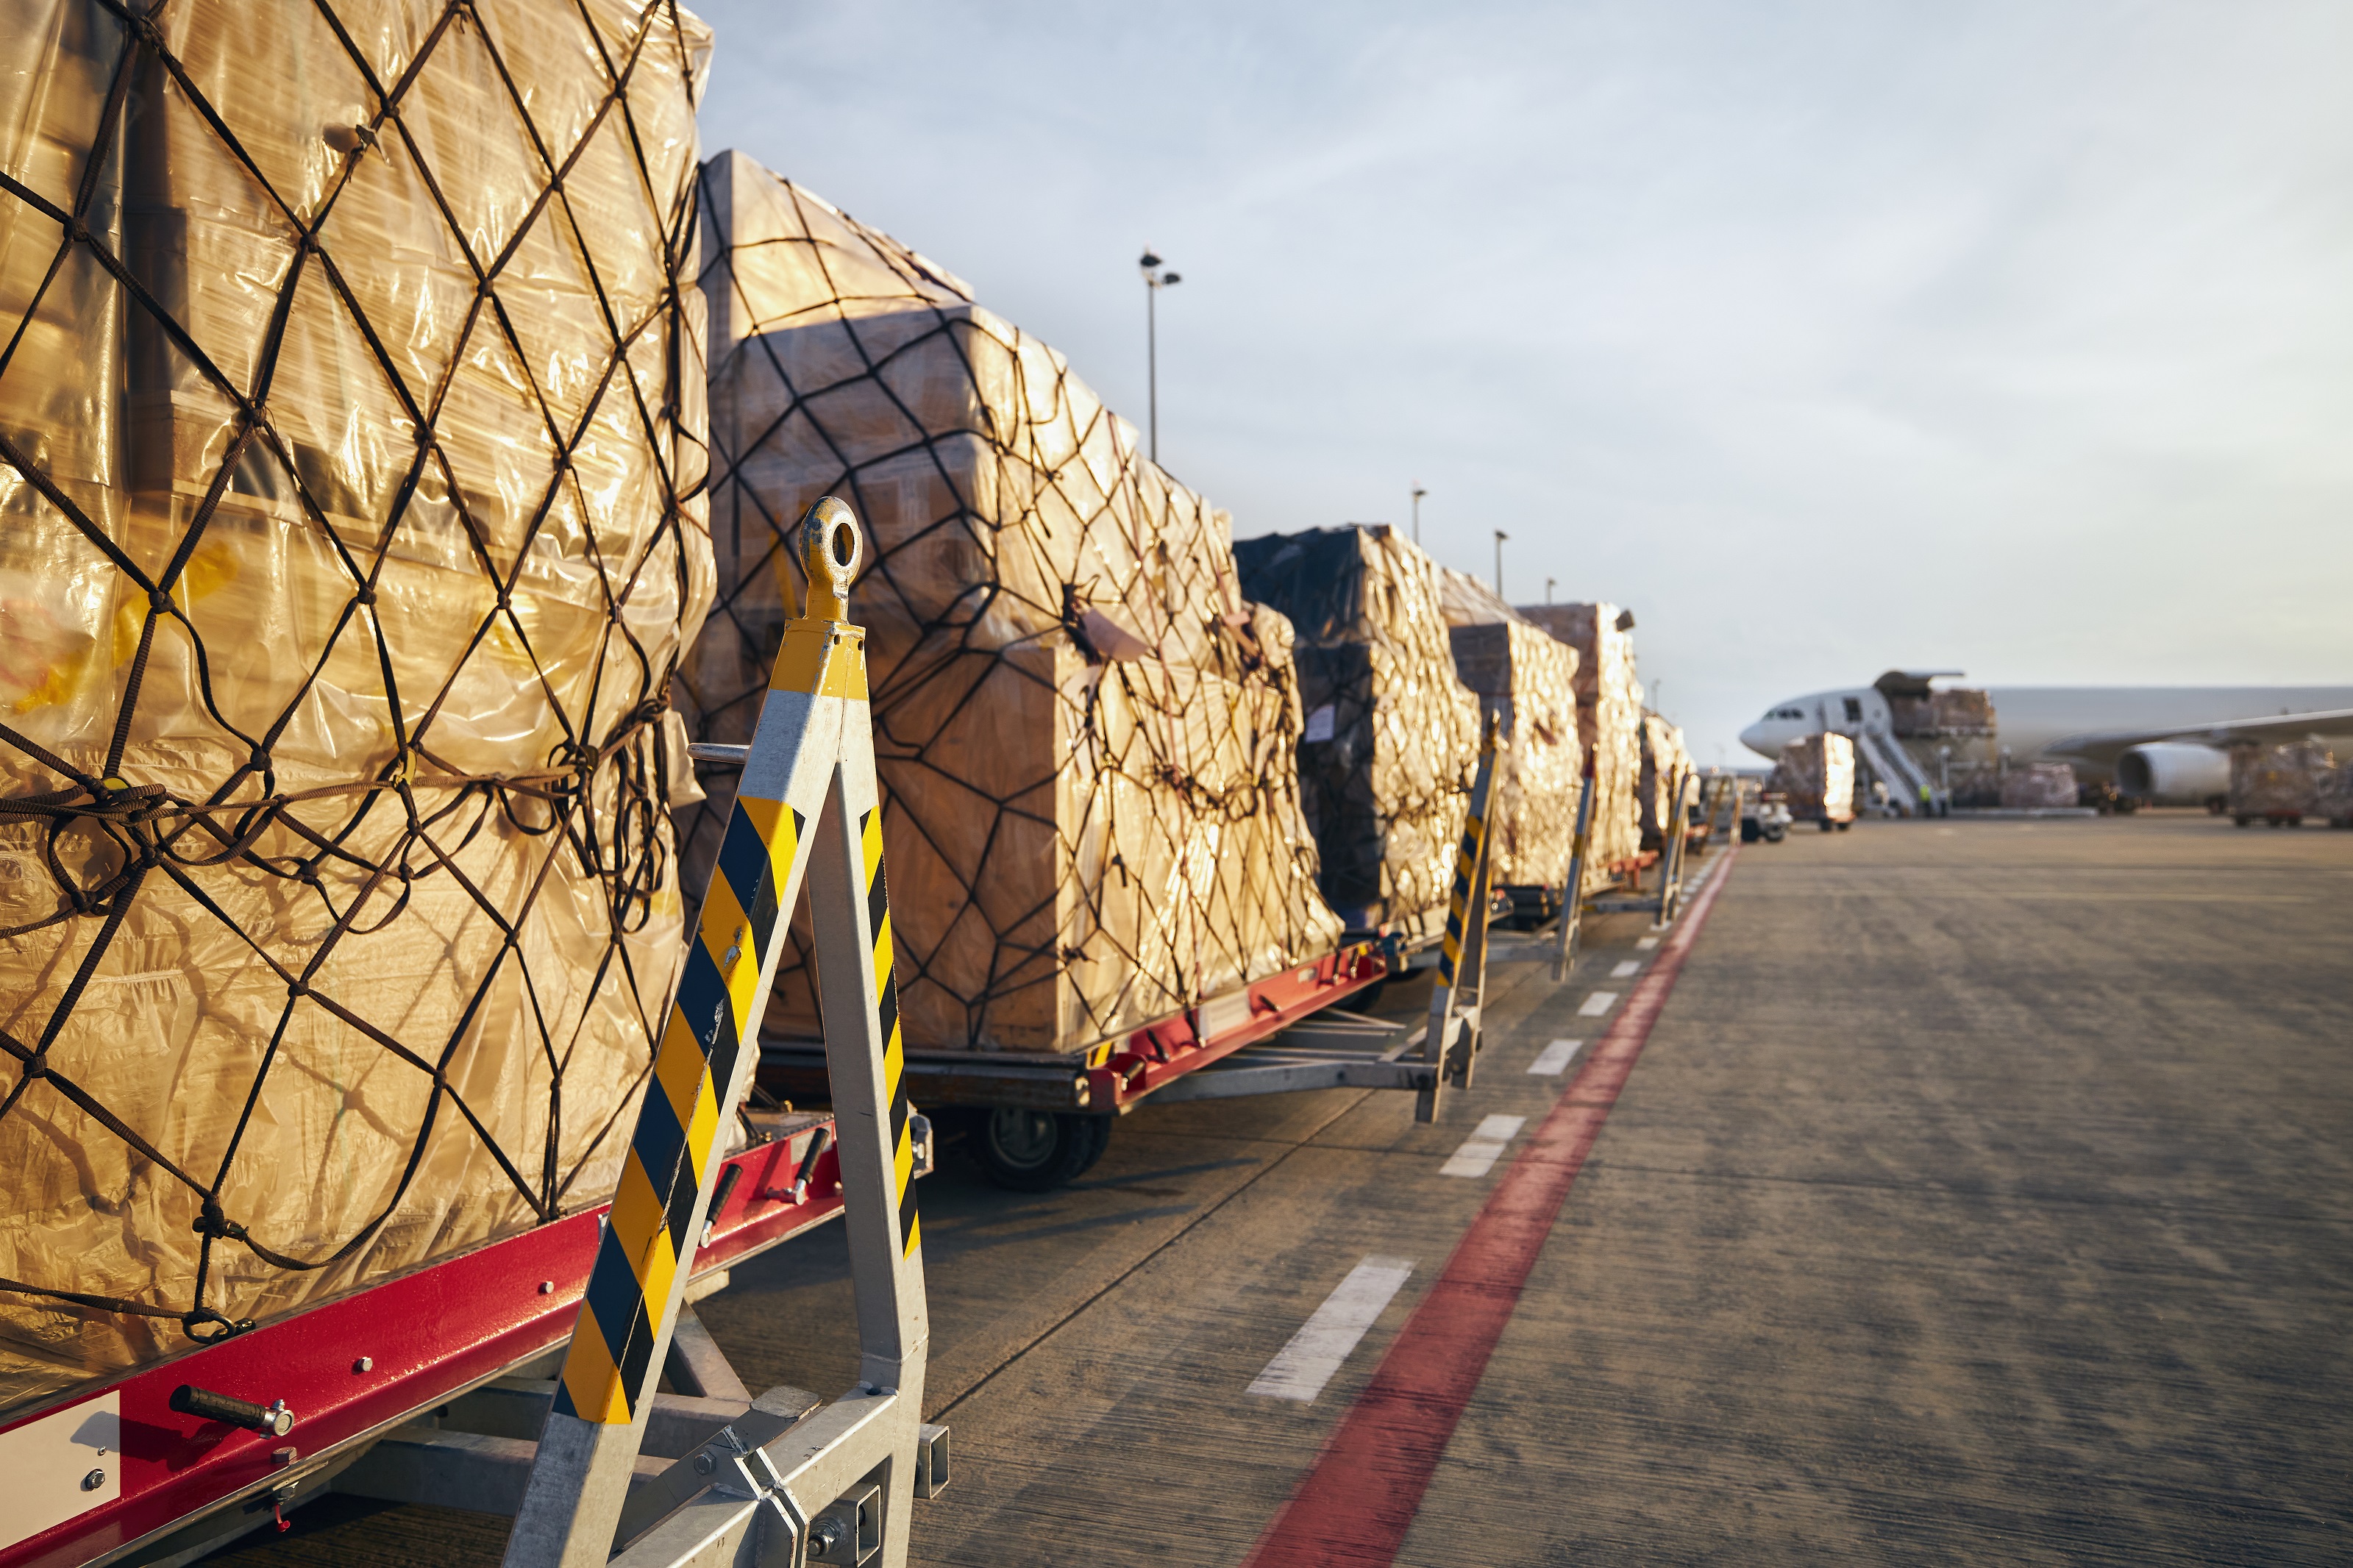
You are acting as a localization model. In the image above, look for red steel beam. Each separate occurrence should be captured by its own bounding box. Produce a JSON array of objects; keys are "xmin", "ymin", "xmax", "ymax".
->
[
  {"xmin": 0, "ymin": 1126, "xmax": 844, "ymax": 1568},
  {"xmin": 1094, "ymin": 943, "xmax": 1389, "ymax": 1109}
]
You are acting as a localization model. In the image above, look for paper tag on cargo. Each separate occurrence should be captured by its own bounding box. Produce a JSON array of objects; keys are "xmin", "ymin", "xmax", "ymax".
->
[{"xmin": 1304, "ymin": 705, "xmax": 1336, "ymax": 744}]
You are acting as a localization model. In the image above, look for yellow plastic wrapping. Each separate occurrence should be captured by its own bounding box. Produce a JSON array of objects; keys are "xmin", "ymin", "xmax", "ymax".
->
[
  {"xmin": 1434, "ymin": 571, "xmax": 1581, "ymax": 891},
  {"xmin": 1232, "ymin": 527, "xmax": 1482, "ymax": 940},
  {"xmin": 682, "ymin": 153, "xmax": 1340, "ymax": 1055},
  {"xmin": 1516, "ymin": 603, "xmax": 1642, "ymax": 886},
  {"xmin": 0, "ymin": 0, "xmax": 713, "ymax": 1417}
]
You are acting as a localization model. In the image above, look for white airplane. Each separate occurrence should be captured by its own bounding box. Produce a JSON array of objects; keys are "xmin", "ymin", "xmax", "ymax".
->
[{"xmin": 1740, "ymin": 672, "xmax": 2353, "ymax": 804}]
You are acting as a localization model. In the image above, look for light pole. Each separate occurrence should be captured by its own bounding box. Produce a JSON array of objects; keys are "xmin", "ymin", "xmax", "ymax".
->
[
  {"xmin": 1139, "ymin": 248, "xmax": 1181, "ymax": 463},
  {"xmin": 1411, "ymin": 484, "xmax": 1426, "ymax": 546},
  {"xmin": 1493, "ymin": 530, "xmax": 1508, "ymax": 595},
  {"xmin": 1545, "ymin": 575, "xmax": 1556, "ymax": 605}
]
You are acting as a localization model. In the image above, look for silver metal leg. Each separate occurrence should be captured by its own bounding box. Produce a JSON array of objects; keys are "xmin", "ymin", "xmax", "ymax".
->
[{"xmin": 1551, "ymin": 771, "xmax": 1596, "ymax": 982}]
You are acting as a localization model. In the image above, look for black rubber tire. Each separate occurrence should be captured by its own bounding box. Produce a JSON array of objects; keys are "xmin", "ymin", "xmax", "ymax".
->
[{"xmin": 977, "ymin": 1109, "xmax": 1111, "ymax": 1191}]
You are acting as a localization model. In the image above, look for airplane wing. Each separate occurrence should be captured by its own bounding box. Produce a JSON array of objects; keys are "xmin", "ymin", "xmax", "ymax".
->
[{"xmin": 2043, "ymin": 707, "xmax": 2353, "ymax": 766}]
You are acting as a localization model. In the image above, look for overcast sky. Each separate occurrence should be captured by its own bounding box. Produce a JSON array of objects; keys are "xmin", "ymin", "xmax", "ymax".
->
[{"xmin": 687, "ymin": 1, "xmax": 2353, "ymax": 763}]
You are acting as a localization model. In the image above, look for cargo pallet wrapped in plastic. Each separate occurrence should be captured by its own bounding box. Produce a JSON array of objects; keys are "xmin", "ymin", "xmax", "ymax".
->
[
  {"xmin": 1231, "ymin": 527, "xmax": 1481, "ymax": 946},
  {"xmin": 1514, "ymin": 602, "xmax": 1643, "ymax": 887},
  {"xmin": 0, "ymin": 1, "xmax": 713, "ymax": 1420},
  {"xmin": 2229, "ymin": 741, "xmax": 2333, "ymax": 824},
  {"xmin": 682, "ymin": 153, "xmax": 1341, "ymax": 1056},
  {"xmin": 1434, "ymin": 569, "xmax": 1581, "ymax": 919},
  {"xmin": 1769, "ymin": 734, "xmax": 1856, "ymax": 824},
  {"xmin": 2316, "ymin": 763, "xmax": 2353, "ymax": 829},
  {"xmin": 2000, "ymin": 762, "xmax": 2079, "ymax": 810},
  {"xmin": 1637, "ymin": 710, "xmax": 1693, "ymax": 851}
]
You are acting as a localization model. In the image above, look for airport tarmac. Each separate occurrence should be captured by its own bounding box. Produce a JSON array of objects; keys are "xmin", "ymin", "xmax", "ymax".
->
[{"xmin": 207, "ymin": 812, "xmax": 2353, "ymax": 1566}]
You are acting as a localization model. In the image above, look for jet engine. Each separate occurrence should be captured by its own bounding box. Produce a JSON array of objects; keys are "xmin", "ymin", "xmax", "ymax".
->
[{"xmin": 2115, "ymin": 742, "xmax": 2230, "ymax": 806}]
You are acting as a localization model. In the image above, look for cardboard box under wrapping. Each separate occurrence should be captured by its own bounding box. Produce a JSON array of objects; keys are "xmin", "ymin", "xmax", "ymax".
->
[
  {"xmin": 1232, "ymin": 527, "xmax": 1481, "ymax": 938},
  {"xmin": 1515, "ymin": 603, "xmax": 1643, "ymax": 887},
  {"xmin": 1769, "ymin": 734, "xmax": 1856, "ymax": 822},
  {"xmin": 0, "ymin": 0, "xmax": 713, "ymax": 1418},
  {"xmin": 683, "ymin": 153, "xmax": 1341, "ymax": 1055},
  {"xmin": 1435, "ymin": 573, "xmax": 1581, "ymax": 891}
]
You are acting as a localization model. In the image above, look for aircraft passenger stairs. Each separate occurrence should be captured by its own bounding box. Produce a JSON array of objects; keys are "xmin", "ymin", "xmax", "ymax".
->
[{"xmin": 1853, "ymin": 723, "xmax": 1942, "ymax": 815}]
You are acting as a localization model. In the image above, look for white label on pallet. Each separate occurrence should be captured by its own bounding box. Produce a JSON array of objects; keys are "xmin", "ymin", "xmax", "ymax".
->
[
  {"xmin": 1440, "ymin": 1114, "xmax": 1527, "ymax": 1178},
  {"xmin": 1578, "ymin": 991, "xmax": 1620, "ymax": 1017},
  {"xmin": 1248, "ymin": 1257, "xmax": 1415, "ymax": 1403},
  {"xmin": 1194, "ymin": 988, "xmax": 1256, "ymax": 1043},
  {"xmin": 0, "ymin": 1391, "xmax": 118, "ymax": 1550},
  {"xmin": 1528, "ymin": 1039, "xmax": 1584, "ymax": 1076},
  {"xmin": 1303, "ymin": 705, "xmax": 1336, "ymax": 744}
]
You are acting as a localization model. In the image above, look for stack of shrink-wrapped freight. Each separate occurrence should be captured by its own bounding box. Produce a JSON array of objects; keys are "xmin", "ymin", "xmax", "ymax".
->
[
  {"xmin": 1999, "ymin": 763, "xmax": 2079, "ymax": 810},
  {"xmin": 1769, "ymin": 735, "xmax": 1857, "ymax": 822},
  {"xmin": 1637, "ymin": 712, "xmax": 1695, "ymax": 850},
  {"xmin": 1516, "ymin": 604, "xmax": 1644, "ymax": 886},
  {"xmin": 682, "ymin": 153, "xmax": 1341, "ymax": 1054},
  {"xmin": 2316, "ymin": 761, "xmax": 2353, "ymax": 827},
  {"xmin": 1434, "ymin": 570, "xmax": 1581, "ymax": 900},
  {"xmin": 1233, "ymin": 529, "xmax": 1481, "ymax": 941},
  {"xmin": 2229, "ymin": 742, "xmax": 2333, "ymax": 820},
  {"xmin": 0, "ymin": 1, "xmax": 713, "ymax": 1416}
]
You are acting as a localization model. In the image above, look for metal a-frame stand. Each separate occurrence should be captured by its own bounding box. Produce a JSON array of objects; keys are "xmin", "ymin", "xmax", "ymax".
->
[
  {"xmin": 501, "ymin": 499, "xmax": 933, "ymax": 1568},
  {"xmin": 1653, "ymin": 771, "xmax": 1701, "ymax": 928},
  {"xmin": 1417, "ymin": 718, "xmax": 1500, "ymax": 1124},
  {"xmin": 1549, "ymin": 760, "xmax": 1598, "ymax": 982}
]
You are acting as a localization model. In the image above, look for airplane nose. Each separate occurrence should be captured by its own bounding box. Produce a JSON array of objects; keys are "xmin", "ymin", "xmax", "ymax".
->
[{"xmin": 1739, "ymin": 723, "xmax": 1775, "ymax": 759}]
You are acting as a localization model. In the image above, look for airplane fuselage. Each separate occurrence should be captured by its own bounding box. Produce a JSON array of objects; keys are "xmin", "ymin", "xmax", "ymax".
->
[{"xmin": 1740, "ymin": 685, "xmax": 2353, "ymax": 780}]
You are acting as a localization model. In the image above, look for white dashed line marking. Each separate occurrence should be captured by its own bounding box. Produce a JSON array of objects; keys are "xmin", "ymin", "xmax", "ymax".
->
[
  {"xmin": 1528, "ymin": 1039, "xmax": 1584, "ymax": 1076},
  {"xmin": 1636, "ymin": 936, "xmax": 1659, "ymax": 950},
  {"xmin": 1248, "ymin": 1256, "xmax": 1416, "ymax": 1402},
  {"xmin": 1610, "ymin": 959, "xmax": 1642, "ymax": 978},
  {"xmin": 1439, "ymin": 1114, "xmax": 1527, "ymax": 1178},
  {"xmin": 1578, "ymin": 991, "xmax": 1620, "ymax": 1017}
]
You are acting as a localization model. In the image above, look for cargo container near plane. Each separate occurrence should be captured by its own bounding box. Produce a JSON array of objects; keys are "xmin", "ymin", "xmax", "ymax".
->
[{"xmin": 1740, "ymin": 673, "xmax": 2353, "ymax": 805}]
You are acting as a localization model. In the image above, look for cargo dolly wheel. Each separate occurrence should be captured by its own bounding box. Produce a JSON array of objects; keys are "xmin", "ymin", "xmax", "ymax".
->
[{"xmin": 979, "ymin": 1109, "xmax": 1111, "ymax": 1191}]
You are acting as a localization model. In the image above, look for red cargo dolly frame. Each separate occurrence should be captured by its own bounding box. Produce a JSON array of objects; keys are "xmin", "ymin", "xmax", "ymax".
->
[
  {"xmin": 0, "ymin": 1116, "xmax": 860, "ymax": 1568},
  {"xmin": 758, "ymin": 942, "xmax": 1393, "ymax": 1190}
]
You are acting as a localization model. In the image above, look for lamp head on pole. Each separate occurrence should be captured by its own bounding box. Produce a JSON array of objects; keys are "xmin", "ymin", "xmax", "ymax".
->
[{"xmin": 1141, "ymin": 249, "xmax": 1178, "ymax": 288}]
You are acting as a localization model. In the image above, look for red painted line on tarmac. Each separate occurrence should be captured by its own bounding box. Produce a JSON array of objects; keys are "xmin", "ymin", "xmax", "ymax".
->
[{"xmin": 1240, "ymin": 851, "xmax": 1741, "ymax": 1568}]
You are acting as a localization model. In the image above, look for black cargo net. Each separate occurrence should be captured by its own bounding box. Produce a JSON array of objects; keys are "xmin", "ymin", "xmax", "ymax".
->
[
  {"xmin": 0, "ymin": 0, "xmax": 710, "ymax": 1409},
  {"xmin": 680, "ymin": 159, "xmax": 1339, "ymax": 1055}
]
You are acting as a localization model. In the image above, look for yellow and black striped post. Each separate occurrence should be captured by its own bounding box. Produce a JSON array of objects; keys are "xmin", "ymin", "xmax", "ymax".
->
[
  {"xmin": 1418, "ymin": 716, "xmax": 1501, "ymax": 1123},
  {"xmin": 505, "ymin": 498, "xmax": 928, "ymax": 1568}
]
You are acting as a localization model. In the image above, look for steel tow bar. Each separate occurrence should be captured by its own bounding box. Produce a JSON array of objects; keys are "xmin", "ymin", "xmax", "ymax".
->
[
  {"xmin": 1417, "ymin": 715, "xmax": 1501, "ymax": 1123},
  {"xmin": 502, "ymin": 498, "xmax": 933, "ymax": 1568},
  {"xmin": 1549, "ymin": 760, "xmax": 1597, "ymax": 982}
]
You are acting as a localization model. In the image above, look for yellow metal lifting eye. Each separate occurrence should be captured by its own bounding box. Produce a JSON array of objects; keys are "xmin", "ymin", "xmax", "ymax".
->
[{"xmin": 799, "ymin": 496, "xmax": 861, "ymax": 621}]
